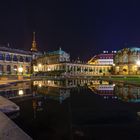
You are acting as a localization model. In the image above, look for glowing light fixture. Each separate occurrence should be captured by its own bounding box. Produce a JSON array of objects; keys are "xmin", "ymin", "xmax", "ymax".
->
[
  {"xmin": 136, "ymin": 60, "xmax": 140, "ymax": 66},
  {"xmin": 18, "ymin": 66, "xmax": 23, "ymax": 73},
  {"xmin": 38, "ymin": 83, "xmax": 42, "ymax": 87},
  {"xmin": 18, "ymin": 89, "xmax": 24, "ymax": 96},
  {"xmin": 38, "ymin": 64, "xmax": 42, "ymax": 67},
  {"xmin": 113, "ymin": 84, "xmax": 115, "ymax": 87}
]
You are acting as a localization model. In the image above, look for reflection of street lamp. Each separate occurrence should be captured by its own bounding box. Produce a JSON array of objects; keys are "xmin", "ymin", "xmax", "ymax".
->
[
  {"xmin": 18, "ymin": 89, "xmax": 24, "ymax": 96},
  {"xmin": 38, "ymin": 83, "xmax": 42, "ymax": 87}
]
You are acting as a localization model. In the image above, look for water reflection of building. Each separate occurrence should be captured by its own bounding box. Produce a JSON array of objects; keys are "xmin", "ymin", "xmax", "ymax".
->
[
  {"xmin": 114, "ymin": 84, "xmax": 140, "ymax": 102},
  {"xmin": 33, "ymin": 81, "xmax": 71, "ymax": 103},
  {"xmin": 33, "ymin": 79, "xmax": 100, "ymax": 88},
  {"xmin": 0, "ymin": 82, "xmax": 31, "ymax": 99},
  {"xmin": 32, "ymin": 98, "xmax": 44, "ymax": 119},
  {"xmin": 88, "ymin": 81, "xmax": 117, "ymax": 99},
  {"xmin": 33, "ymin": 79, "xmax": 103, "ymax": 103}
]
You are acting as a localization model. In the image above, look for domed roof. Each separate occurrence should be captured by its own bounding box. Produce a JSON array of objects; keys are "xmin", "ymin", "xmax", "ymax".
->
[
  {"xmin": 46, "ymin": 48, "xmax": 68, "ymax": 56},
  {"xmin": 129, "ymin": 47, "xmax": 140, "ymax": 52}
]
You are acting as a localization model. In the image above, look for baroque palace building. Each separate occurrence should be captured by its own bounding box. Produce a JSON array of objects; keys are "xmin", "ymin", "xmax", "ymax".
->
[
  {"xmin": 0, "ymin": 32, "xmax": 41, "ymax": 76},
  {"xmin": 0, "ymin": 46, "xmax": 32, "ymax": 75},
  {"xmin": 33, "ymin": 48, "xmax": 113, "ymax": 76},
  {"xmin": 114, "ymin": 47, "xmax": 140, "ymax": 75}
]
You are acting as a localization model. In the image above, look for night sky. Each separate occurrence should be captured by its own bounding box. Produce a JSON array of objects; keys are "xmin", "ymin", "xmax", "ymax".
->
[{"xmin": 0, "ymin": 0, "xmax": 140, "ymax": 60}]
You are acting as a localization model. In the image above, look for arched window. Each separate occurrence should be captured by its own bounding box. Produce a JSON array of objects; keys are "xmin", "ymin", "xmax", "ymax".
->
[
  {"xmin": 25, "ymin": 66, "xmax": 30, "ymax": 74},
  {"xmin": 19, "ymin": 56, "xmax": 23, "ymax": 62},
  {"xmin": 25, "ymin": 57, "xmax": 31, "ymax": 62},
  {"xmin": 7, "ymin": 65, "xmax": 11, "ymax": 74},
  {"xmin": 13, "ymin": 55, "xmax": 18, "ymax": 61},
  {"xmin": 6, "ymin": 54, "xmax": 11, "ymax": 61},
  {"xmin": 0, "ymin": 53, "xmax": 4, "ymax": 60},
  {"xmin": 0, "ymin": 65, "xmax": 3, "ymax": 75},
  {"xmin": 13, "ymin": 65, "xmax": 17, "ymax": 74}
]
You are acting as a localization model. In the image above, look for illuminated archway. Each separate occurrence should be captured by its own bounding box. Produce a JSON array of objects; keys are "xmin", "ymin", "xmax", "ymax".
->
[{"xmin": 122, "ymin": 65, "xmax": 128, "ymax": 75}]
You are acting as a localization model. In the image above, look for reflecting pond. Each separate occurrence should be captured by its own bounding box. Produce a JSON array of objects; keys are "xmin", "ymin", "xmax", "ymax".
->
[{"xmin": 1, "ymin": 79, "xmax": 140, "ymax": 140}]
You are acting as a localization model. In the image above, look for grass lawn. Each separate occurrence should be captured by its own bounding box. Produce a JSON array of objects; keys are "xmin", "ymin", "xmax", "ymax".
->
[{"xmin": 101, "ymin": 76, "xmax": 140, "ymax": 84}]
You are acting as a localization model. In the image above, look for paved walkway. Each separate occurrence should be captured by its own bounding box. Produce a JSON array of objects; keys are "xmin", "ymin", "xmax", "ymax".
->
[
  {"xmin": 0, "ymin": 80, "xmax": 19, "ymax": 84},
  {"xmin": 0, "ymin": 79, "xmax": 31, "ymax": 86},
  {"xmin": 0, "ymin": 79, "xmax": 32, "ymax": 140},
  {"xmin": 0, "ymin": 96, "xmax": 19, "ymax": 113},
  {"xmin": 0, "ymin": 111, "xmax": 32, "ymax": 140}
]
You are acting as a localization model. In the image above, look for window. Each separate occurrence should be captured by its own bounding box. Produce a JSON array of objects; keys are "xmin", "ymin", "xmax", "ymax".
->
[
  {"xmin": 0, "ymin": 65, "xmax": 3, "ymax": 74},
  {"xmin": 13, "ymin": 55, "xmax": 18, "ymax": 61},
  {"xmin": 7, "ymin": 65, "xmax": 11, "ymax": 74},
  {"xmin": 0, "ymin": 53, "xmax": 4, "ymax": 60},
  {"xmin": 19, "ymin": 56, "xmax": 23, "ymax": 62},
  {"xmin": 6, "ymin": 54, "xmax": 11, "ymax": 61}
]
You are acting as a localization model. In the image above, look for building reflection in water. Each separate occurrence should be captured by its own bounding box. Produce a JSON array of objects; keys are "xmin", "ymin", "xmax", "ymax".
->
[
  {"xmin": 32, "ymin": 79, "xmax": 140, "ymax": 103},
  {"xmin": 18, "ymin": 89, "xmax": 24, "ymax": 96},
  {"xmin": 2, "ymin": 79, "xmax": 140, "ymax": 140},
  {"xmin": 114, "ymin": 84, "xmax": 140, "ymax": 102},
  {"xmin": 88, "ymin": 80, "xmax": 117, "ymax": 100},
  {"xmin": 0, "ymin": 79, "xmax": 140, "ymax": 105},
  {"xmin": 32, "ymin": 80, "xmax": 71, "ymax": 104},
  {"xmin": 0, "ymin": 82, "xmax": 31, "ymax": 99}
]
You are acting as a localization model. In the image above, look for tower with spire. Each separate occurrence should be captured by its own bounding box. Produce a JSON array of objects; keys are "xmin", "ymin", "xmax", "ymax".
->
[{"xmin": 31, "ymin": 32, "xmax": 38, "ymax": 52}]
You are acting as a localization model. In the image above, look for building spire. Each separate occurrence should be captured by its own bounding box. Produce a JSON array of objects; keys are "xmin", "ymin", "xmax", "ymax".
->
[{"xmin": 31, "ymin": 32, "xmax": 38, "ymax": 52}]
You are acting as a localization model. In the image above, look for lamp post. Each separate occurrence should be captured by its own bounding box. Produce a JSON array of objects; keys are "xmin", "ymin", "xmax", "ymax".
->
[
  {"xmin": 18, "ymin": 66, "xmax": 23, "ymax": 80},
  {"xmin": 18, "ymin": 67, "xmax": 23, "ymax": 74},
  {"xmin": 136, "ymin": 60, "xmax": 140, "ymax": 66}
]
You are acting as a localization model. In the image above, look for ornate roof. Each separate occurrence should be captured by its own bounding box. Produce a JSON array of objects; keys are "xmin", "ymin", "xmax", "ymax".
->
[
  {"xmin": 117, "ymin": 47, "xmax": 140, "ymax": 54},
  {"xmin": 129, "ymin": 47, "xmax": 140, "ymax": 51},
  {"xmin": 46, "ymin": 48, "xmax": 69, "ymax": 56},
  {"xmin": 0, "ymin": 46, "xmax": 32, "ymax": 55}
]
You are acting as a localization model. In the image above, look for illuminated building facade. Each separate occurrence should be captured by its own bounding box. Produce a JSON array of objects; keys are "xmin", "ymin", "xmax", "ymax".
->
[
  {"xmin": 36, "ymin": 47, "xmax": 70, "ymax": 65},
  {"xmin": 114, "ymin": 47, "xmax": 140, "ymax": 75},
  {"xmin": 0, "ymin": 46, "xmax": 32, "ymax": 75},
  {"xmin": 0, "ymin": 32, "xmax": 41, "ymax": 76},
  {"xmin": 88, "ymin": 51, "xmax": 116, "ymax": 65},
  {"xmin": 33, "ymin": 48, "xmax": 113, "ymax": 76}
]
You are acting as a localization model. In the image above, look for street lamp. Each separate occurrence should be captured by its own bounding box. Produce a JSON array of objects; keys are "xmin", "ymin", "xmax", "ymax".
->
[
  {"xmin": 18, "ymin": 66, "xmax": 23, "ymax": 73},
  {"xmin": 136, "ymin": 60, "xmax": 140, "ymax": 66},
  {"xmin": 18, "ymin": 66, "xmax": 23, "ymax": 80}
]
